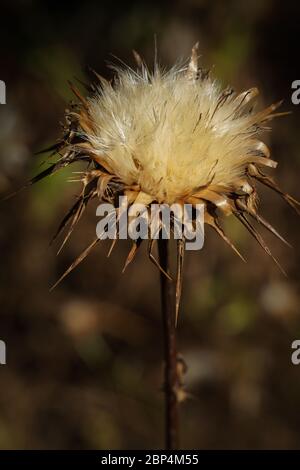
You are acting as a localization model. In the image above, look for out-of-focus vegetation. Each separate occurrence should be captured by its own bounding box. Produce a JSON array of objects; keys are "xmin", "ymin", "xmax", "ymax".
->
[{"xmin": 0, "ymin": 0, "xmax": 300, "ymax": 449}]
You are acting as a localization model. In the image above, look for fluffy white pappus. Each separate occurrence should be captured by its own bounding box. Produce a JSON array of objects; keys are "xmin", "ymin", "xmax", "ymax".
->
[{"xmin": 85, "ymin": 64, "xmax": 266, "ymax": 204}]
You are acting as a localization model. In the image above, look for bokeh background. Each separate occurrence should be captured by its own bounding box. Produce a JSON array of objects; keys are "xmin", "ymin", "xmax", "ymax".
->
[{"xmin": 0, "ymin": 0, "xmax": 300, "ymax": 449}]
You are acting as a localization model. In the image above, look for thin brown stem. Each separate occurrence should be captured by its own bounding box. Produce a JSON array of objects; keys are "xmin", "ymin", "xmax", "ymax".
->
[{"xmin": 158, "ymin": 238, "xmax": 179, "ymax": 450}]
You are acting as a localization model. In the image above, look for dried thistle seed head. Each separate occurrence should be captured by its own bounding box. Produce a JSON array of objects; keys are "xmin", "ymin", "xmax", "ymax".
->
[
  {"xmin": 17, "ymin": 45, "xmax": 299, "ymax": 314},
  {"xmin": 86, "ymin": 67, "xmax": 267, "ymax": 205}
]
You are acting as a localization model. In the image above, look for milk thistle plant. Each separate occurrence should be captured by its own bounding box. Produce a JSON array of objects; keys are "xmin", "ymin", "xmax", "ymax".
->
[{"xmin": 15, "ymin": 44, "xmax": 299, "ymax": 449}]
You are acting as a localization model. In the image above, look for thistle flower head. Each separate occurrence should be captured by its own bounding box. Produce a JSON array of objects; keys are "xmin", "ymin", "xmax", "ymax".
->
[
  {"xmin": 86, "ymin": 63, "xmax": 264, "ymax": 205},
  {"xmin": 18, "ymin": 44, "xmax": 299, "ymax": 318}
]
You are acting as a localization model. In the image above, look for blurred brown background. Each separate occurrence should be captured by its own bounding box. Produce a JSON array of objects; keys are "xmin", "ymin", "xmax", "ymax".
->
[{"xmin": 0, "ymin": 0, "xmax": 300, "ymax": 449}]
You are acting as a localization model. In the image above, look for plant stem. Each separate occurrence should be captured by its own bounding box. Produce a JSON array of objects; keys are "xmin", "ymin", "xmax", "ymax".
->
[{"xmin": 158, "ymin": 238, "xmax": 179, "ymax": 450}]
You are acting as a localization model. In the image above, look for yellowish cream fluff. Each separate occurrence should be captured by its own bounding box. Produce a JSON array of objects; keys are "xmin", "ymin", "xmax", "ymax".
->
[{"xmin": 86, "ymin": 65, "xmax": 264, "ymax": 203}]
